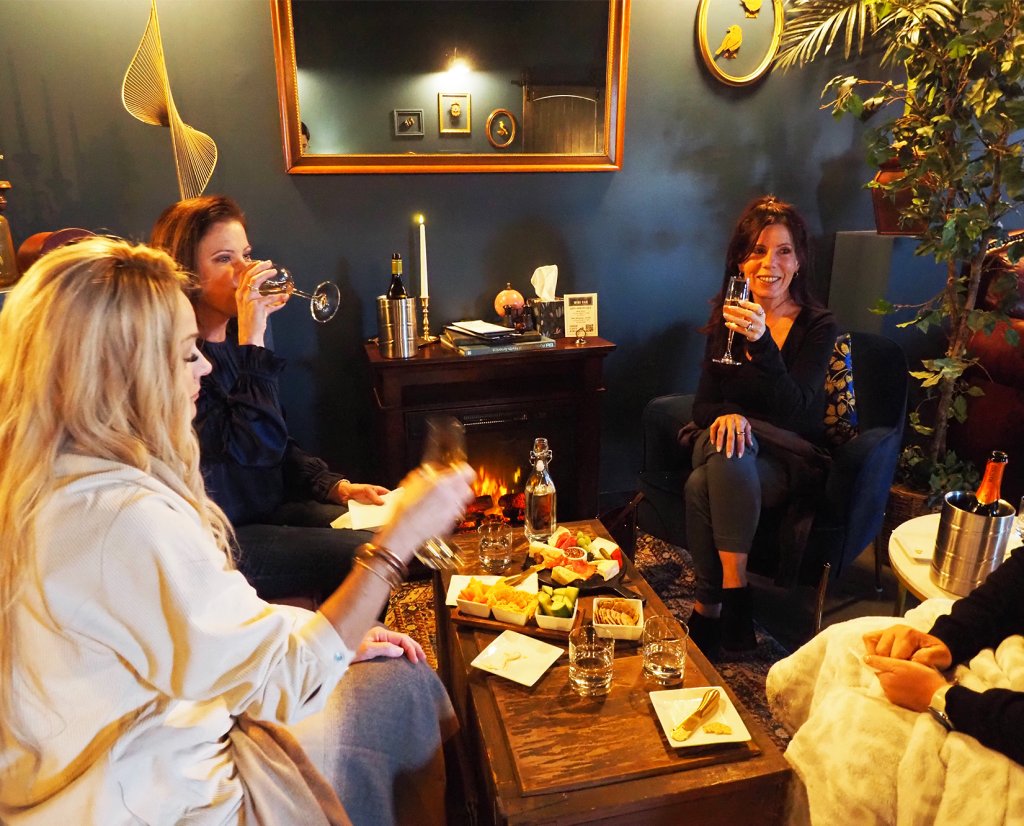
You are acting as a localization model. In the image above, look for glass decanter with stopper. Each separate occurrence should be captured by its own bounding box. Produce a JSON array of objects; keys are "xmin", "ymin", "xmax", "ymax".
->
[{"xmin": 524, "ymin": 437, "xmax": 557, "ymax": 541}]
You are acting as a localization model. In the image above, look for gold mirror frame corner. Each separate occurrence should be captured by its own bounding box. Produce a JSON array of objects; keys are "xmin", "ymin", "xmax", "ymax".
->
[
  {"xmin": 270, "ymin": 0, "xmax": 630, "ymax": 174},
  {"xmin": 696, "ymin": 0, "xmax": 783, "ymax": 88}
]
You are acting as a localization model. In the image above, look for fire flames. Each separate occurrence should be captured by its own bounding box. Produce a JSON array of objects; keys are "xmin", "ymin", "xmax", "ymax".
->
[{"xmin": 458, "ymin": 465, "xmax": 524, "ymax": 530}]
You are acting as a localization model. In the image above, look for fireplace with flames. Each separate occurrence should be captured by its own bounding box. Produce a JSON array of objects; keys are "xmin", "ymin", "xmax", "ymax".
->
[
  {"xmin": 364, "ymin": 337, "xmax": 613, "ymax": 529},
  {"xmin": 406, "ymin": 406, "xmax": 576, "ymax": 532}
]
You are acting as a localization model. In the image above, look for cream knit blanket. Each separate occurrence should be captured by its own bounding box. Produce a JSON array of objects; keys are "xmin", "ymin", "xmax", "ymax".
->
[{"xmin": 766, "ymin": 600, "xmax": 1024, "ymax": 826}]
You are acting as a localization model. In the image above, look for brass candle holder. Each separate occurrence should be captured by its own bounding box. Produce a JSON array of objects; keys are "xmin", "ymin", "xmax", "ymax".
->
[{"xmin": 420, "ymin": 296, "xmax": 438, "ymax": 343}]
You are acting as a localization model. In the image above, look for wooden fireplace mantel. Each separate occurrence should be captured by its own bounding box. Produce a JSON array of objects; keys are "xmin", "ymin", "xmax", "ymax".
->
[{"xmin": 363, "ymin": 336, "xmax": 616, "ymax": 520}]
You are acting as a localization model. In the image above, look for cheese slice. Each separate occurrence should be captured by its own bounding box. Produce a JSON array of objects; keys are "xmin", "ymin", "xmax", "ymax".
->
[
  {"xmin": 589, "ymin": 537, "xmax": 620, "ymax": 558},
  {"xmin": 595, "ymin": 559, "xmax": 620, "ymax": 581}
]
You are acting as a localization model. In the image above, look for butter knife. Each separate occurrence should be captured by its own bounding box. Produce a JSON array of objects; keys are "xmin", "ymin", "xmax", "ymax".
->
[
  {"xmin": 671, "ymin": 688, "xmax": 721, "ymax": 742},
  {"xmin": 500, "ymin": 563, "xmax": 544, "ymax": 588}
]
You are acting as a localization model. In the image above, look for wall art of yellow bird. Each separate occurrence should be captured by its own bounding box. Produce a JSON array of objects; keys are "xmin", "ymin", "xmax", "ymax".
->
[
  {"xmin": 715, "ymin": 25, "xmax": 742, "ymax": 59},
  {"xmin": 741, "ymin": 0, "xmax": 762, "ymax": 17}
]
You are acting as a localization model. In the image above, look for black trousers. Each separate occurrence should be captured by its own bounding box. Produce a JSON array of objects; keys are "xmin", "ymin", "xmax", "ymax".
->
[{"xmin": 233, "ymin": 500, "xmax": 373, "ymax": 603}]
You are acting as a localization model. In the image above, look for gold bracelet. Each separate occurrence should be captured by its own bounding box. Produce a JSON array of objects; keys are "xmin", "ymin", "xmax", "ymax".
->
[
  {"xmin": 353, "ymin": 556, "xmax": 400, "ymax": 589},
  {"xmin": 356, "ymin": 542, "xmax": 409, "ymax": 581},
  {"xmin": 355, "ymin": 543, "xmax": 407, "ymax": 587}
]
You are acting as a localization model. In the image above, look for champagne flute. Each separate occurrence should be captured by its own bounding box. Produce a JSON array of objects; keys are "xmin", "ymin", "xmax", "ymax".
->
[
  {"xmin": 258, "ymin": 263, "xmax": 341, "ymax": 323},
  {"xmin": 415, "ymin": 416, "xmax": 469, "ymax": 571},
  {"xmin": 712, "ymin": 276, "xmax": 750, "ymax": 365}
]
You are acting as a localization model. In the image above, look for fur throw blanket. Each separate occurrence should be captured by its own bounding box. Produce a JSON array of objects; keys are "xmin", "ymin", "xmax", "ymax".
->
[{"xmin": 766, "ymin": 600, "xmax": 1024, "ymax": 826}]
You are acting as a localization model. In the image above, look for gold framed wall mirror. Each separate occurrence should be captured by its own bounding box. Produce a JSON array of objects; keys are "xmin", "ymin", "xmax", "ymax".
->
[{"xmin": 270, "ymin": 0, "xmax": 630, "ymax": 174}]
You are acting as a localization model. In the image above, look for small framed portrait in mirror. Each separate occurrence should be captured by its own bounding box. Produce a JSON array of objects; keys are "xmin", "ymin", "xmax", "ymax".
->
[
  {"xmin": 486, "ymin": 109, "xmax": 517, "ymax": 149},
  {"xmin": 393, "ymin": 109, "xmax": 424, "ymax": 137},
  {"xmin": 439, "ymin": 93, "xmax": 471, "ymax": 134}
]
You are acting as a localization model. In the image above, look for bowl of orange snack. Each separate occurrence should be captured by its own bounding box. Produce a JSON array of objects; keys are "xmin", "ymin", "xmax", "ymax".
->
[{"xmin": 456, "ymin": 577, "xmax": 494, "ymax": 618}]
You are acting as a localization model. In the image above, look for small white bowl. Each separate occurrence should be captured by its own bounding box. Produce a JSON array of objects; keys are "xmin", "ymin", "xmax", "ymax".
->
[
  {"xmin": 491, "ymin": 605, "xmax": 534, "ymax": 626},
  {"xmin": 456, "ymin": 598, "xmax": 491, "ymax": 619},
  {"xmin": 534, "ymin": 599, "xmax": 579, "ymax": 632},
  {"xmin": 592, "ymin": 597, "xmax": 644, "ymax": 640}
]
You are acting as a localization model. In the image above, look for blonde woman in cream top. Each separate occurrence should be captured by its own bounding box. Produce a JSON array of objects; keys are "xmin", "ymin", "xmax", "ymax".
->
[{"xmin": 0, "ymin": 237, "xmax": 473, "ymax": 824}]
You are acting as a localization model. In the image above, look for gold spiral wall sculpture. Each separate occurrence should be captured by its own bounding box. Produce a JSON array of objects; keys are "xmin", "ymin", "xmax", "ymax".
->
[{"xmin": 122, "ymin": 0, "xmax": 217, "ymax": 200}]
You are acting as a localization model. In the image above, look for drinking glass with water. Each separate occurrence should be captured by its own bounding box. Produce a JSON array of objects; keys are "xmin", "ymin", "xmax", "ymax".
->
[{"xmin": 568, "ymin": 624, "xmax": 614, "ymax": 697}]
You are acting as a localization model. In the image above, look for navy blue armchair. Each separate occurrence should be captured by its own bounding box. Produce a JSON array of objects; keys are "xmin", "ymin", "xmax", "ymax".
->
[{"xmin": 637, "ymin": 331, "xmax": 907, "ymax": 635}]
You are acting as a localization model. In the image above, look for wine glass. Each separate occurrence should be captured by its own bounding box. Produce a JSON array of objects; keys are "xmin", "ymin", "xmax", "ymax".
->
[
  {"xmin": 712, "ymin": 276, "xmax": 750, "ymax": 365},
  {"xmin": 415, "ymin": 416, "xmax": 469, "ymax": 571},
  {"xmin": 259, "ymin": 264, "xmax": 341, "ymax": 323}
]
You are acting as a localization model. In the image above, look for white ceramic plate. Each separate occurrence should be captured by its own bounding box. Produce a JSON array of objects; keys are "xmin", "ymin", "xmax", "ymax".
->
[
  {"xmin": 445, "ymin": 574, "xmax": 538, "ymax": 606},
  {"xmin": 650, "ymin": 686, "xmax": 752, "ymax": 748},
  {"xmin": 470, "ymin": 630, "xmax": 564, "ymax": 686}
]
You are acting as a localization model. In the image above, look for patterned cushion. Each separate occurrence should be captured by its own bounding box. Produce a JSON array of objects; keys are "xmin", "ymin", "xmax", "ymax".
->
[{"xmin": 824, "ymin": 333, "xmax": 859, "ymax": 446}]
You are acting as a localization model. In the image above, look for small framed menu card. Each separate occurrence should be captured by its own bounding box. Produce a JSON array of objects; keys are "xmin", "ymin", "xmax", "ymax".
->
[{"xmin": 563, "ymin": 293, "xmax": 598, "ymax": 339}]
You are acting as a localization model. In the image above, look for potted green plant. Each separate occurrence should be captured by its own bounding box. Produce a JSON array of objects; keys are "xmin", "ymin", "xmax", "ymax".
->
[{"xmin": 775, "ymin": 0, "xmax": 1024, "ymax": 510}]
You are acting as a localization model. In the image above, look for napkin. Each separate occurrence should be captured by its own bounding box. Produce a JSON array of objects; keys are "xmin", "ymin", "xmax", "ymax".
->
[
  {"xmin": 530, "ymin": 265, "xmax": 558, "ymax": 301},
  {"xmin": 331, "ymin": 487, "xmax": 404, "ymax": 531}
]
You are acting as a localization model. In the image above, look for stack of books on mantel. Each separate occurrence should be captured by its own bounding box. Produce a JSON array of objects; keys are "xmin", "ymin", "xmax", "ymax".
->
[{"xmin": 440, "ymin": 320, "xmax": 556, "ymax": 357}]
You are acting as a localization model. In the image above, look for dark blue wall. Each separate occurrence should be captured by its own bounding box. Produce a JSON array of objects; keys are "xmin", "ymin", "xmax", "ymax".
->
[{"xmin": 0, "ymin": 0, "xmax": 878, "ymax": 498}]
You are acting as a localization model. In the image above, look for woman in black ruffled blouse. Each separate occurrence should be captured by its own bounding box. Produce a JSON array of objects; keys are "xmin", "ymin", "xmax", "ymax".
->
[{"xmin": 152, "ymin": 195, "xmax": 388, "ymax": 603}]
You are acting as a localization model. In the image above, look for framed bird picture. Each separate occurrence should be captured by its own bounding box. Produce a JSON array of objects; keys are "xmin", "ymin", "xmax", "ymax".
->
[
  {"xmin": 486, "ymin": 109, "xmax": 517, "ymax": 149},
  {"xmin": 696, "ymin": 0, "xmax": 784, "ymax": 87}
]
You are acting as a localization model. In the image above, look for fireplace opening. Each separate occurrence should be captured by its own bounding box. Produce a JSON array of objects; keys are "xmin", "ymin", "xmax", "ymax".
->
[{"xmin": 406, "ymin": 406, "xmax": 577, "ymax": 531}]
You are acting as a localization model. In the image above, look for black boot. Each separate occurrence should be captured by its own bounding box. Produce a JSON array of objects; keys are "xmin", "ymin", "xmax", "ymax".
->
[
  {"xmin": 687, "ymin": 609, "xmax": 722, "ymax": 660},
  {"xmin": 721, "ymin": 586, "xmax": 758, "ymax": 653}
]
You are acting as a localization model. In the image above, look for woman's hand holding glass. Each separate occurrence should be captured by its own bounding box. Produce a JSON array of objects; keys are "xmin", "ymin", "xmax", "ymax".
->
[
  {"xmin": 235, "ymin": 259, "xmax": 288, "ymax": 346},
  {"xmin": 709, "ymin": 413, "xmax": 753, "ymax": 459},
  {"xmin": 723, "ymin": 297, "xmax": 767, "ymax": 343},
  {"xmin": 374, "ymin": 459, "xmax": 476, "ymax": 569}
]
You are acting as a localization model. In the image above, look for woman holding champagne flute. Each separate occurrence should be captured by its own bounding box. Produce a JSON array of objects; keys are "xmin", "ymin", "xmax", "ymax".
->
[
  {"xmin": 684, "ymin": 196, "xmax": 837, "ymax": 658},
  {"xmin": 152, "ymin": 196, "xmax": 390, "ymax": 605}
]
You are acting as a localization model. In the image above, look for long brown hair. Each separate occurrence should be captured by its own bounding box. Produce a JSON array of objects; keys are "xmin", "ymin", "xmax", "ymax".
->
[
  {"xmin": 703, "ymin": 195, "xmax": 819, "ymax": 337},
  {"xmin": 0, "ymin": 237, "xmax": 232, "ymax": 747}
]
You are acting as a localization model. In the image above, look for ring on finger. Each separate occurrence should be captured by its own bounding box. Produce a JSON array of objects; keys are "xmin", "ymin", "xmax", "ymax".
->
[
  {"xmin": 746, "ymin": 321, "xmax": 753, "ymax": 331},
  {"xmin": 250, "ymin": 283, "xmax": 260, "ymax": 294}
]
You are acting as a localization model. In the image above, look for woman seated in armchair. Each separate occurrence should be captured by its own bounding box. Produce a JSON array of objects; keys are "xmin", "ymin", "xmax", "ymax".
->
[
  {"xmin": 768, "ymin": 547, "xmax": 1024, "ymax": 825},
  {"xmin": 0, "ymin": 236, "xmax": 475, "ymax": 824},
  {"xmin": 685, "ymin": 196, "xmax": 837, "ymax": 657},
  {"xmin": 151, "ymin": 195, "xmax": 389, "ymax": 605}
]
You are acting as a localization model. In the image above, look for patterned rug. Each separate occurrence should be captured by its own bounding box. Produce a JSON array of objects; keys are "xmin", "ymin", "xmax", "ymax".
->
[{"xmin": 386, "ymin": 531, "xmax": 793, "ymax": 751}]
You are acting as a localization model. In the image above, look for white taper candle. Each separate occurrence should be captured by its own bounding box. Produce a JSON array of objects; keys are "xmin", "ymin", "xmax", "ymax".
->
[{"xmin": 417, "ymin": 214, "xmax": 429, "ymax": 298}]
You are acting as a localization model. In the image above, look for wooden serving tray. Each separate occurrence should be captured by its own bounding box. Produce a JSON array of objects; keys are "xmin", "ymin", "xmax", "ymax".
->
[{"xmin": 450, "ymin": 607, "xmax": 582, "ymax": 642}]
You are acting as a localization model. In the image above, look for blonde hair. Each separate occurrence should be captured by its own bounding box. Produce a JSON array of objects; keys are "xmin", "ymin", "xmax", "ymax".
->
[{"xmin": 0, "ymin": 236, "xmax": 232, "ymax": 744}]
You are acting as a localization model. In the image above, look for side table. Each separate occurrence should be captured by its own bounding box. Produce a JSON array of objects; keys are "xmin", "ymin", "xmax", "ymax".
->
[{"xmin": 888, "ymin": 513, "xmax": 958, "ymax": 615}]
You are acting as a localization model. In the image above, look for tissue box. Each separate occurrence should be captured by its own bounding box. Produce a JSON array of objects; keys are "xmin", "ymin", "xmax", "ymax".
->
[{"xmin": 529, "ymin": 299, "xmax": 564, "ymax": 338}]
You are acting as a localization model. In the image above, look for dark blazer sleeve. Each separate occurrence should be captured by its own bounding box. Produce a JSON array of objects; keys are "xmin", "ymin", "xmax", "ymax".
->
[
  {"xmin": 747, "ymin": 308, "xmax": 837, "ymax": 424},
  {"xmin": 282, "ymin": 440, "xmax": 346, "ymax": 503},
  {"xmin": 929, "ymin": 550, "xmax": 1024, "ymax": 765},
  {"xmin": 692, "ymin": 336, "xmax": 746, "ymax": 427}
]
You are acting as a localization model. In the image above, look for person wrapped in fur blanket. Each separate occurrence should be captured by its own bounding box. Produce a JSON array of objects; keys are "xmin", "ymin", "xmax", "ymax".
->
[{"xmin": 767, "ymin": 549, "xmax": 1024, "ymax": 825}]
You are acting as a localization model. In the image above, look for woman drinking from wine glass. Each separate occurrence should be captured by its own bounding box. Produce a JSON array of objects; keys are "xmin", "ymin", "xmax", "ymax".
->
[
  {"xmin": 152, "ymin": 195, "xmax": 389, "ymax": 605},
  {"xmin": 684, "ymin": 195, "xmax": 837, "ymax": 658},
  {"xmin": 0, "ymin": 236, "xmax": 475, "ymax": 824}
]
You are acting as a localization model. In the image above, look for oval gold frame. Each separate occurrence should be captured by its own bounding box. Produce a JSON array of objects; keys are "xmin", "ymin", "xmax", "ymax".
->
[
  {"xmin": 486, "ymin": 109, "xmax": 517, "ymax": 149},
  {"xmin": 696, "ymin": 0, "xmax": 783, "ymax": 87}
]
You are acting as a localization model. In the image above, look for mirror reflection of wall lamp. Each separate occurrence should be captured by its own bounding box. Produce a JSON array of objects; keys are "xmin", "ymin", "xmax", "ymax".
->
[{"xmin": 446, "ymin": 47, "xmax": 472, "ymax": 76}]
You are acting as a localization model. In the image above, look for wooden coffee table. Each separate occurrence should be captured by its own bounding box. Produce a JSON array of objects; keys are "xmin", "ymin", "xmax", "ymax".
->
[{"xmin": 434, "ymin": 520, "xmax": 790, "ymax": 825}]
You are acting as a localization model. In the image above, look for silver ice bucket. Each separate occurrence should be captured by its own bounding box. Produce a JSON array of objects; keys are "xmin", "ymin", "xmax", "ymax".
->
[
  {"xmin": 930, "ymin": 490, "xmax": 1014, "ymax": 596},
  {"xmin": 376, "ymin": 296, "xmax": 419, "ymax": 359}
]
